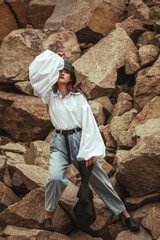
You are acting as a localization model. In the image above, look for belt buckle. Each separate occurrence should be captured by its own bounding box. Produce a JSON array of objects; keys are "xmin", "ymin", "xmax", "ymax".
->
[
  {"xmin": 74, "ymin": 128, "xmax": 77, "ymax": 133},
  {"xmin": 60, "ymin": 129, "xmax": 63, "ymax": 135}
]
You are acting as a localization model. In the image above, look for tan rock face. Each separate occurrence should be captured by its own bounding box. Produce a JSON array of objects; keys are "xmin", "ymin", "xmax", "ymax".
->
[
  {"xmin": 110, "ymin": 109, "xmax": 137, "ymax": 145},
  {"xmin": 125, "ymin": 192, "xmax": 160, "ymax": 210},
  {"xmin": 4, "ymin": 225, "xmax": 70, "ymax": 240},
  {"xmin": 44, "ymin": 0, "xmax": 127, "ymax": 43},
  {"xmin": 0, "ymin": 181, "xmax": 18, "ymax": 212},
  {"xmin": 134, "ymin": 118, "xmax": 160, "ymax": 139},
  {"xmin": 74, "ymin": 28, "xmax": 139, "ymax": 99},
  {"xmin": 0, "ymin": 2, "xmax": 18, "ymax": 43},
  {"xmin": 115, "ymin": 17, "xmax": 146, "ymax": 42},
  {"xmin": 128, "ymin": 0, "xmax": 150, "ymax": 21},
  {"xmin": 116, "ymin": 133, "xmax": 160, "ymax": 196},
  {"xmin": 95, "ymin": 96, "xmax": 113, "ymax": 115},
  {"xmin": 138, "ymin": 44, "xmax": 159, "ymax": 66},
  {"xmin": 137, "ymin": 31, "xmax": 156, "ymax": 47},
  {"xmin": 6, "ymin": 0, "xmax": 28, "ymax": 27},
  {"xmin": 130, "ymin": 96, "xmax": 160, "ymax": 129},
  {"xmin": 24, "ymin": 140, "xmax": 50, "ymax": 170},
  {"xmin": 89, "ymin": 100, "xmax": 106, "ymax": 125},
  {"xmin": 28, "ymin": 0, "xmax": 56, "ymax": 29},
  {"xmin": 0, "ymin": 28, "xmax": 80, "ymax": 83},
  {"xmin": 0, "ymin": 91, "xmax": 52, "ymax": 141},
  {"xmin": 116, "ymin": 228, "xmax": 152, "ymax": 240},
  {"xmin": 11, "ymin": 164, "xmax": 48, "ymax": 191},
  {"xmin": 0, "ymin": 187, "xmax": 73, "ymax": 233}
]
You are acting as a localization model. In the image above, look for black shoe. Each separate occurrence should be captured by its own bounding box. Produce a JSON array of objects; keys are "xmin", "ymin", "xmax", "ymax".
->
[
  {"xmin": 43, "ymin": 218, "xmax": 55, "ymax": 232},
  {"xmin": 125, "ymin": 217, "xmax": 140, "ymax": 232}
]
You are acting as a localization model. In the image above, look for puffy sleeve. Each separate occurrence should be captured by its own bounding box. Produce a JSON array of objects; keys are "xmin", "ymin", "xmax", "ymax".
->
[
  {"xmin": 29, "ymin": 50, "xmax": 64, "ymax": 104},
  {"xmin": 77, "ymin": 95, "xmax": 106, "ymax": 162}
]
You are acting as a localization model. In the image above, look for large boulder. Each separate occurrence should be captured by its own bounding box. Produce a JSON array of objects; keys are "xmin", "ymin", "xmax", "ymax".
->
[
  {"xmin": 130, "ymin": 96, "xmax": 160, "ymax": 129},
  {"xmin": 28, "ymin": 0, "xmax": 57, "ymax": 29},
  {"xmin": 116, "ymin": 228, "xmax": 152, "ymax": 240},
  {"xmin": 127, "ymin": 0, "xmax": 150, "ymax": 21},
  {"xmin": 73, "ymin": 27, "xmax": 140, "ymax": 99},
  {"xmin": 0, "ymin": 28, "xmax": 80, "ymax": 85},
  {"xmin": 0, "ymin": 181, "xmax": 18, "ymax": 213},
  {"xmin": 116, "ymin": 133, "xmax": 160, "ymax": 197},
  {"xmin": 0, "ymin": 187, "xmax": 73, "ymax": 233},
  {"xmin": 134, "ymin": 56, "xmax": 160, "ymax": 109},
  {"xmin": 0, "ymin": 1, "xmax": 18, "ymax": 43},
  {"xmin": 0, "ymin": 91, "xmax": 52, "ymax": 141},
  {"xmin": 4, "ymin": 225, "xmax": 70, "ymax": 240},
  {"xmin": 44, "ymin": 0, "xmax": 127, "ymax": 43},
  {"xmin": 24, "ymin": 140, "xmax": 50, "ymax": 170}
]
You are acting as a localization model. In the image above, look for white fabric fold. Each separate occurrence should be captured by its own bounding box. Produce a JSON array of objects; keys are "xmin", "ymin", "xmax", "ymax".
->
[{"xmin": 29, "ymin": 50, "xmax": 64, "ymax": 103}]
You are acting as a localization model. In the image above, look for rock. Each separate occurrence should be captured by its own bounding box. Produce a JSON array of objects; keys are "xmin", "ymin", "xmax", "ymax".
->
[
  {"xmin": 149, "ymin": 33, "xmax": 160, "ymax": 47},
  {"xmin": 116, "ymin": 133, "xmax": 160, "ymax": 196},
  {"xmin": 125, "ymin": 192, "xmax": 160, "ymax": 210},
  {"xmin": 44, "ymin": 0, "xmax": 127, "ymax": 43},
  {"xmin": 44, "ymin": 129, "xmax": 55, "ymax": 143},
  {"xmin": 132, "ymin": 202, "xmax": 160, "ymax": 239},
  {"xmin": 134, "ymin": 118, "xmax": 160, "ymax": 140},
  {"xmin": 117, "ymin": 92, "xmax": 133, "ymax": 103},
  {"xmin": 125, "ymin": 49, "xmax": 141, "ymax": 74},
  {"xmin": 95, "ymin": 96, "xmax": 113, "ymax": 115},
  {"xmin": 108, "ymin": 100, "xmax": 133, "ymax": 123},
  {"xmin": 0, "ymin": 155, "xmax": 6, "ymax": 182},
  {"xmin": 64, "ymin": 164, "xmax": 80, "ymax": 186},
  {"xmin": 130, "ymin": 96, "xmax": 160, "ymax": 129},
  {"xmin": 138, "ymin": 44, "xmax": 159, "ymax": 66},
  {"xmin": 149, "ymin": 5, "xmax": 160, "ymax": 20},
  {"xmin": 116, "ymin": 228, "xmax": 152, "ymax": 240},
  {"xmin": 102, "ymin": 124, "xmax": 117, "ymax": 148},
  {"xmin": 0, "ymin": 91, "xmax": 52, "ymax": 141},
  {"xmin": 130, "ymin": 96, "xmax": 160, "ymax": 128},
  {"xmin": 89, "ymin": 101, "xmax": 106, "ymax": 125},
  {"xmin": 6, "ymin": 0, "xmax": 28, "ymax": 27},
  {"xmin": 4, "ymin": 225, "xmax": 70, "ymax": 240},
  {"xmin": 73, "ymin": 28, "xmax": 140, "ymax": 99},
  {"xmin": 115, "ymin": 17, "xmax": 146, "ymax": 42},
  {"xmin": 0, "ymin": 1, "xmax": 18, "ymax": 43},
  {"xmin": 0, "ymin": 187, "xmax": 73, "ymax": 233},
  {"xmin": 107, "ymin": 222, "xmax": 124, "ymax": 240},
  {"xmin": 10, "ymin": 164, "xmax": 48, "ymax": 191},
  {"xmin": 110, "ymin": 109, "xmax": 137, "ymax": 145},
  {"xmin": 28, "ymin": 0, "xmax": 56, "ymax": 28},
  {"xmin": 24, "ymin": 140, "xmax": 50, "ymax": 170},
  {"xmin": 0, "ymin": 28, "xmax": 80, "ymax": 83},
  {"xmin": 0, "ymin": 181, "xmax": 18, "ymax": 213},
  {"xmin": 14, "ymin": 82, "xmax": 33, "ymax": 95},
  {"xmin": 118, "ymin": 129, "xmax": 135, "ymax": 148},
  {"xmin": 137, "ymin": 31, "xmax": 156, "ymax": 47},
  {"xmin": 69, "ymin": 230, "xmax": 103, "ymax": 240},
  {"xmin": 5, "ymin": 152, "xmax": 25, "ymax": 165},
  {"xmin": 141, "ymin": 207, "xmax": 160, "ymax": 239},
  {"xmin": 0, "ymin": 143, "xmax": 27, "ymax": 154},
  {"xmin": 99, "ymin": 158, "xmax": 115, "ymax": 177},
  {"xmin": 128, "ymin": 0, "xmax": 150, "ymax": 21}
]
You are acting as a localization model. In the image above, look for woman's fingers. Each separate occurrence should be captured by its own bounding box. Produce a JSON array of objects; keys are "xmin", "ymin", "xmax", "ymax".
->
[
  {"xmin": 57, "ymin": 52, "xmax": 65, "ymax": 58},
  {"xmin": 86, "ymin": 157, "xmax": 94, "ymax": 167}
]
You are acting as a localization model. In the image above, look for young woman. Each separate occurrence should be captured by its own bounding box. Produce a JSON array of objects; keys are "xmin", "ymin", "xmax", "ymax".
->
[{"xmin": 29, "ymin": 50, "xmax": 140, "ymax": 233}]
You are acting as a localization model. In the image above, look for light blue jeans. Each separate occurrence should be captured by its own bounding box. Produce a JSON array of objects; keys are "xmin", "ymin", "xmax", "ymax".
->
[{"xmin": 45, "ymin": 131, "xmax": 126, "ymax": 215}]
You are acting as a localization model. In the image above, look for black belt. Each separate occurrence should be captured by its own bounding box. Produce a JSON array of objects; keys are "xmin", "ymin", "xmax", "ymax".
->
[
  {"xmin": 56, "ymin": 128, "xmax": 81, "ymax": 135},
  {"xmin": 56, "ymin": 128, "xmax": 81, "ymax": 164}
]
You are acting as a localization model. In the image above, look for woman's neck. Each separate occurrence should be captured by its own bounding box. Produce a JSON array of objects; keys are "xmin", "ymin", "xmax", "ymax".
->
[{"xmin": 58, "ymin": 84, "xmax": 69, "ymax": 99}]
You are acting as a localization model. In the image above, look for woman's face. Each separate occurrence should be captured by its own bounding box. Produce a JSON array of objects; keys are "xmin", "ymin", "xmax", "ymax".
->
[{"xmin": 58, "ymin": 69, "xmax": 71, "ymax": 85}]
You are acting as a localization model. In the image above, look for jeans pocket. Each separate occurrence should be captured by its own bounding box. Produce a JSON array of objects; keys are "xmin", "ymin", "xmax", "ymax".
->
[{"xmin": 50, "ymin": 133, "xmax": 58, "ymax": 153}]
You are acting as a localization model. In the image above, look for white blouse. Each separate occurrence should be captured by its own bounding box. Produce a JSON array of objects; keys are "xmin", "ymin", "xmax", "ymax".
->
[{"xmin": 29, "ymin": 50, "xmax": 106, "ymax": 162}]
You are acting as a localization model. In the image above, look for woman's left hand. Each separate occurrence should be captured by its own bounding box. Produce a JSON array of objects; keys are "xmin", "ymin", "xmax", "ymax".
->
[{"xmin": 86, "ymin": 157, "xmax": 94, "ymax": 167}]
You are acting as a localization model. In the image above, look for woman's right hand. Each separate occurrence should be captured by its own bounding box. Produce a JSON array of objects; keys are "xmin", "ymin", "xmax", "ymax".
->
[{"xmin": 57, "ymin": 52, "xmax": 65, "ymax": 59}]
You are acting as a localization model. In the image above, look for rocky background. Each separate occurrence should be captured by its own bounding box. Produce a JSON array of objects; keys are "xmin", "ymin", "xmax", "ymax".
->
[{"xmin": 0, "ymin": 0, "xmax": 160, "ymax": 239}]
